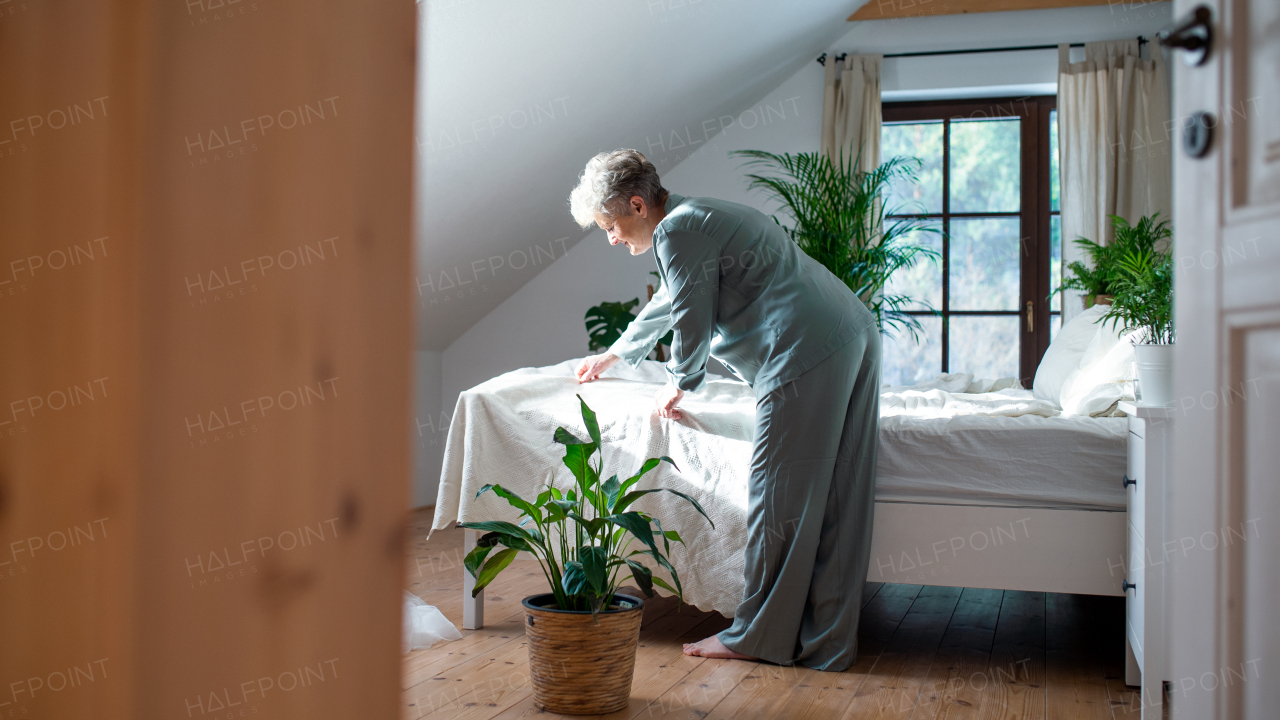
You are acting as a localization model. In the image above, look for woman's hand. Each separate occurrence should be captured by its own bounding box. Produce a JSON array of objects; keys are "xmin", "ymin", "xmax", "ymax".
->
[
  {"xmin": 576, "ymin": 353, "xmax": 620, "ymax": 383},
  {"xmin": 655, "ymin": 383, "xmax": 685, "ymax": 420}
]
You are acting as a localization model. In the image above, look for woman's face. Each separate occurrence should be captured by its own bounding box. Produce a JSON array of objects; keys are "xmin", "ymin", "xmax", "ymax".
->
[{"xmin": 596, "ymin": 196, "xmax": 658, "ymax": 256}]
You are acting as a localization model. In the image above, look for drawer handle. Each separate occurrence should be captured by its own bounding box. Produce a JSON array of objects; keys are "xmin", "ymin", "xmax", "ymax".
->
[
  {"xmin": 1123, "ymin": 475, "xmax": 1137, "ymax": 489},
  {"xmin": 1122, "ymin": 579, "xmax": 1137, "ymax": 593}
]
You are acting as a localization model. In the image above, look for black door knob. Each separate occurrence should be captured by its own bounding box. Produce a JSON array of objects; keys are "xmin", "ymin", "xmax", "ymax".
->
[
  {"xmin": 1183, "ymin": 112, "xmax": 1216, "ymax": 159},
  {"xmin": 1158, "ymin": 5, "xmax": 1212, "ymax": 66},
  {"xmin": 1123, "ymin": 579, "xmax": 1137, "ymax": 593}
]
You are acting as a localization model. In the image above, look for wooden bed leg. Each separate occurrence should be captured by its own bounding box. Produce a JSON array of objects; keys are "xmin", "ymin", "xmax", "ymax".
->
[
  {"xmin": 462, "ymin": 529, "xmax": 484, "ymax": 630},
  {"xmin": 1124, "ymin": 635, "xmax": 1140, "ymax": 687}
]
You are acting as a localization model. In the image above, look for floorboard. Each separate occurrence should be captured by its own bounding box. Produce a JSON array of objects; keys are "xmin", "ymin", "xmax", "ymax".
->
[
  {"xmin": 1046, "ymin": 594, "xmax": 1113, "ymax": 720},
  {"xmin": 402, "ymin": 510, "xmax": 1127, "ymax": 720}
]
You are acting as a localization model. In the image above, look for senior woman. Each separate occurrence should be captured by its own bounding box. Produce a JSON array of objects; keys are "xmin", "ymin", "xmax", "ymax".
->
[{"xmin": 570, "ymin": 149, "xmax": 881, "ymax": 672}]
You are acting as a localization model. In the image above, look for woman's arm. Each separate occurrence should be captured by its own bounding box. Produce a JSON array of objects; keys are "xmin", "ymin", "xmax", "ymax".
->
[
  {"xmin": 658, "ymin": 229, "xmax": 719, "ymax": 394},
  {"xmin": 607, "ymin": 282, "xmax": 675, "ymax": 367}
]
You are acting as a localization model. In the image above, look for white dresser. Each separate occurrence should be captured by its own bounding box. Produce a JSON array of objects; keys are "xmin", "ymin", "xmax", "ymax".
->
[{"xmin": 1118, "ymin": 401, "xmax": 1172, "ymax": 718}]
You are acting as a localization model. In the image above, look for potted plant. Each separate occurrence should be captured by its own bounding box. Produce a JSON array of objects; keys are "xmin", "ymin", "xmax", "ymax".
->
[
  {"xmin": 731, "ymin": 148, "xmax": 940, "ymax": 339},
  {"xmin": 1059, "ymin": 214, "xmax": 1171, "ymax": 309},
  {"xmin": 1096, "ymin": 215, "xmax": 1174, "ymax": 405},
  {"xmin": 462, "ymin": 396, "xmax": 711, "ymax": 715},
  {"xmin": 586, "ymin": 272, "xmax": 673, "ymax": 361}
]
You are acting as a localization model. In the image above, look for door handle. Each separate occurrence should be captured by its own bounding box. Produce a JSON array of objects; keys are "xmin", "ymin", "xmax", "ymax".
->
[
  {"xmin": 1158, "ymin": 5, "xmax": 1212, "ymax": 66},
  {"xmin": 1123, "ymin": 475, "xmax": 1137, "ymax": 489},
  {"xmin": 1123, "ymin": 579, "xmax": 1137, "ymax": 593},
  {"xmin": 1025, "ymin": 301, "xmax": 1034, "ymax": 332}
]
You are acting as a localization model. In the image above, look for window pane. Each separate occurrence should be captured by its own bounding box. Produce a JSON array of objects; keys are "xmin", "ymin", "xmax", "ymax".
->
[
  {"xmin": 1050, "ymin": 214, "xmax": 1062, "ymax": 312},
  {"xmin": 949, "ymin": 118, "xmax": 1021, "ymax": 213},
  {"xmin": 949, "ymin": 315, "xmax": 1020, "ymax": 379},
  {"xmin": 881, "ymin": 316, "xmax": 942, "ymax": 387},
  {"xmin": 882, "ymin": 122, "xmax": 943, "ymax": 214},
  {"xmin": 883, "ymin": 220, "xmax": 942, "ymax": 311},
  {"xmin": 1049, "ymin": 109, "xmax": 1060, "ymax": 213},
  {"xmin": 949, "ymin": 217, "xmax": 1021, "ymax": 311},
  {"xmin": 1050, "ymin": 312, "xmax": 1062, "ymax": 344}
]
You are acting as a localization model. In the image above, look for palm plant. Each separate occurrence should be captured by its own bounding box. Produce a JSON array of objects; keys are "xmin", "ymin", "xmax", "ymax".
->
[
  {"xmin": 1100, "ymin": 235, "xmax": 1174, "ymax": 344},
  {"xmin": 1058, "ymin": 213, "xmax": 1172, "ymax": 303},
  {"xmin": 732, "ymin": 149, "xmax": 940, "ymax": 339},
  {"xmin": 462, "ymin": 396, "xmax": 712, "ymax": 618}
]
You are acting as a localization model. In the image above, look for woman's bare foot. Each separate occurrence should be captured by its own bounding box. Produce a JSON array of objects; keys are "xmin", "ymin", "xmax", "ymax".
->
[{"xmin": 682, "ymin": 635, "xmax": 757, "ymax": 660}]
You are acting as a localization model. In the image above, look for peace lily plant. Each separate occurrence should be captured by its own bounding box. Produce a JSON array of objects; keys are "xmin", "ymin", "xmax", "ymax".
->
[
  {"xmin": 461, "ymin": 395, "xmax": 713, "ymax": 714},
  {"xmin": 461, "ymin": 395, "xmax": 712, "ymax": 617}
]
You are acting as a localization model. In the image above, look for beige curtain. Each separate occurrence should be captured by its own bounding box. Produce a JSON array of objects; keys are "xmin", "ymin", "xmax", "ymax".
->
[
  {"xmin": 821, "ymin": 54, "xmax": 882, "ymax": 173},
  {"xmin": 1057, "ymin": 40, "xmax": 1171, "ymax": 322}
]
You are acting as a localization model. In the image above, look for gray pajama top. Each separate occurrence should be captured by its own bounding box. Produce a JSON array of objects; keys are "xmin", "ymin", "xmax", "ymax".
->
[{"xmin": 608, "ymin": 193, "xmax": 875, "ymax": 397}]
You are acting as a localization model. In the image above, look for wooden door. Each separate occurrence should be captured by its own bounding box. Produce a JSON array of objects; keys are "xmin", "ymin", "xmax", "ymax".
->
[
  {"xmin": 1167, "ymin": 0, "xmax": 1280, "ymax": 717},
  {"xmin": 0, "ymin": 2, "xmax": 415, "ymax": 719}
]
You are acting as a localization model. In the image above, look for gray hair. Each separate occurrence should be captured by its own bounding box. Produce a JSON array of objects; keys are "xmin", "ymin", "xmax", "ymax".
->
[{"xmin": 568, "ymin": 149, "xmax": 668, "ymax": 228}]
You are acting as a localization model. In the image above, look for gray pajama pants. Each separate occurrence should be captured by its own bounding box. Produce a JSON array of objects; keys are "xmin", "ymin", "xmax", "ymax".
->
[{"xmin": 718, "ymin": 329, "xmax": 881, "ymax": 672}]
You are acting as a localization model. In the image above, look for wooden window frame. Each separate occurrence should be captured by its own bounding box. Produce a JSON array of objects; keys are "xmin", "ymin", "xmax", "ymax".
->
[{"xmin": 883, "ymin": 95, "xmax": 1057, "ymax": 386}]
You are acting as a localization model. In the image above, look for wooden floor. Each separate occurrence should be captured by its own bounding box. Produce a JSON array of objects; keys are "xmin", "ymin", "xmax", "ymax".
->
[{"xmin": 403, "ymin": 510, "xmax": 1142, "ymax": 719}]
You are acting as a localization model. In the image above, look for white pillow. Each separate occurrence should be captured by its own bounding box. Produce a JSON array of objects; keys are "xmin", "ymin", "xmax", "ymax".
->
[
  {"xmin": 1032, "ymin": 304, "xmax": 1109, "ymax": 405},
  {"xmin": 1060, "ymin": 329, "xmax": 1138, "ymax": 415}
]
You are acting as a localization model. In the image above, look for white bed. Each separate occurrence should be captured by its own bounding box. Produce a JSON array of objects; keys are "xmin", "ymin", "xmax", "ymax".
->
[{"xmin": 431, "ymin": 356, "xmax": 1131, "ymax": 629}]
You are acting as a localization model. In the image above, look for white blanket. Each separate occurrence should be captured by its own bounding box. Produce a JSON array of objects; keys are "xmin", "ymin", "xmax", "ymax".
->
[{"xmin": 431, "ymin": 358, "xmax": 1119, "ymax": 616}]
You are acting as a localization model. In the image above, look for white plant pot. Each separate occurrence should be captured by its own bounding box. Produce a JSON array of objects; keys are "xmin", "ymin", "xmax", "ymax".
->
[{"xmin": 1134, "ymin": 343, "xmax": 1174, "ymax": 406}]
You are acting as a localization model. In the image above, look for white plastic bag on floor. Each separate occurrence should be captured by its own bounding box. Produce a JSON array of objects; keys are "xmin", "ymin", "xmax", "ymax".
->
[{"xmin": 403, "ymin": 591, "xmax": 463, "ymax": 653}]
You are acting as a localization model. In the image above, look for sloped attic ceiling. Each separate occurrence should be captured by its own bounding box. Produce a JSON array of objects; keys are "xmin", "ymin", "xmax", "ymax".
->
[{"xmin": 415, "ymin": 0, "xmax": 867, "ymax": 350}]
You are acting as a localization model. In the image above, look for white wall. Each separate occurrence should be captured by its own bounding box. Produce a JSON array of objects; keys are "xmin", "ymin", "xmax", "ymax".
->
[
  {"xmin": 847, "ymin": 3, "xmax": 1172, "ymax": 101},
  {"xmin": 418, "ymin": 3, "xmax": 1175, "ymax": 501}
]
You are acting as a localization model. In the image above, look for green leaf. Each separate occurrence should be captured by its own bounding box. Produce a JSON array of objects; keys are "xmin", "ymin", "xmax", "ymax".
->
[
  {"xmin": 577, "ymin": 395, "xmax": 602, "ymax": 449},
  {"xmin": 652, "ymin": 517, "xmax": 671, "ymax": 555},
  {"xmin": 554, "ymin": 427, "xmax": 586, "ymax": 445},
  {"xmin": 584, "ymin": 299, "xmax": 639, "ymax": 352},
  {"xmin": 568, "ymin": 513, "xmax": 606, "ymax": 537},
  {"xmin": 485, "ymin": 485, "xmax": 539, "ymax": 522},
  {"xmin": 562, "ymin": 561, "xmax": 587, "ymax": 596},
  {"xmin": 543, "ymin": 502, "xmax": 568, "ymax": 523},
  {"xmin": 625, "ymin": 559, "xmax": 655, "ymax": 598},
  {"xmin": 650, "ymin": 575, "xmax": 678, "ymax": 595},
  {"xmin": 581, "ymin": 546, "xmax": 608, "ymax": 595},
  {"xmin": 472, "ymin": 548, "xmax": 518, "ymax": 596},
  {"xmin": 613, "ymin": 488, "xmax": 714, "ymax": 529},
  {"xmin": 651, "ymin": 551, "xmax": 684, "ymax": 597},
  {"xmin": 661, "ymin": 489, "xmax": 714, "ymax": 529},
  {"xmin": 459, "ymin": 520, "xmax": 542, "ymax": 544},
  {"xmin": 620, "ymin": 456, "xmax": 679, "ymax": 494},
  {"xmin": 493, "ymin": 533, "xmax": 532, "ymax": 553},
  {"xmin": 620, "ymin": 458, "xmax": 659, "ymax": 494},
  {"xmin": 562, "ymin": 443, "xmax": 597, "ymax": 492},
  {"xmin": 606, "ymin": 512, "xmax": 658, "ymax": 553},
  {"xmin": 602, "ymin": 475, "xmax": 621, "ymax": 512},
  {"xmin": 463, "ymin": 543, "xmax": 494, "ymax": 579}
]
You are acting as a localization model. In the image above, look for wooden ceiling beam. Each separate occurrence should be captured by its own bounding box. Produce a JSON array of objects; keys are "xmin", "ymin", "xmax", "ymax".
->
[{"xmin": 848, "ymin": 0, "xmax": 1116, "ymax": 22}]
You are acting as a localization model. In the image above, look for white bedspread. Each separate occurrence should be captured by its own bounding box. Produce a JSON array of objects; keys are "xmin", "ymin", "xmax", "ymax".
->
[{"xmin": 431, "ymin": 358, "xmax": 1127, "ymax": 616}]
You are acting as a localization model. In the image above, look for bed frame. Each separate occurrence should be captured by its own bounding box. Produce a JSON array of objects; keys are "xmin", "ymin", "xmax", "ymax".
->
[{"xmin": 460, "ymin": 501, "xmax": 1126, "ymax": 629}]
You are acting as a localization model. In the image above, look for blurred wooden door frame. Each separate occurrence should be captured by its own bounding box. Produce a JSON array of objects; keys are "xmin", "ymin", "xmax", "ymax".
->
[{"xmin": 0, "ymin": 2, "xmax": 416, "ymax": 719}]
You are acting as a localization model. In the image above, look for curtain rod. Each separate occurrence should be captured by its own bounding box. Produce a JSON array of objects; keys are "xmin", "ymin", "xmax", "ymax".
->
[{"xmin": 816, "ymin": 36, "xmax": 1147, "ymax": 64}]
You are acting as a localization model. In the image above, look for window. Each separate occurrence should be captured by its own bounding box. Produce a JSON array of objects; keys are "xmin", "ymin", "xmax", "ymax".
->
[{"xmin": 880, "ymin": 97, "xmax": 1059, "ymax": 387}]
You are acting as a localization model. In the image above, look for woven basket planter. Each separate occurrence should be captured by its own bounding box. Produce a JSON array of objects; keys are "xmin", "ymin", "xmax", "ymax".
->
[{"xmin": 522, "ymin": 593, "xmax": 644, "ymax": 715}]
